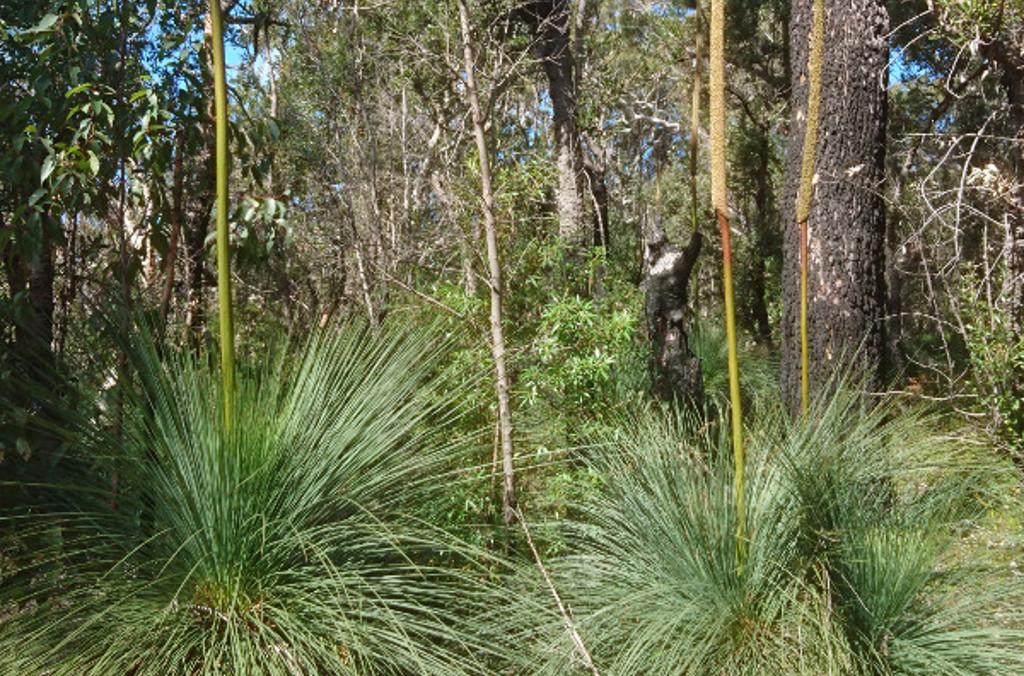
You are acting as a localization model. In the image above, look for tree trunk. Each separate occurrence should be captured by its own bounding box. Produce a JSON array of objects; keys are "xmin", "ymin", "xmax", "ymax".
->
[
  {"xmin": 585, "ymin": 157, "xmax": 609, "ymax": 250},
  {"xmin": 184, "ymin": 10, "xmax": 217, "ymax": 342},
  {"xmin": 528, "ymin": 0, "xmax": 589, "ymax": 255},
  {"xmin": 458, "ymin": 0, "xmax": 518, "ymax": 526},
  {"xmin": 980, "ymin": 41, "xmax": 1024, "ymax": 342},
  {"xmin": 27, "ymin": 242, "xmax": 55, "ymax": 369},
  {"xmin": 780, "ymin": 0, "xmax": 888, "ymax": 412},
  {"xmin": 747, "ymin": 135, "xmax": 774, "ymax": 345},
  {"xmin": 644, "ymin": 225, "xmax": 704, "ymax": 409}
]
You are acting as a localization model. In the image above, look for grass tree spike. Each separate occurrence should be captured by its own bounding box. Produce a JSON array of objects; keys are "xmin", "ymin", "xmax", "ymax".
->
[
  {"xmin": 796, "ymin": 0, "xmax": 825, "ymax": 416},
  {"xmin": 708, "ymin": 0, "xmax": 746, "ymax": 569},
  {"xmin": 209, "ymin": 0, "xmax": 235, "ymax": 431}
]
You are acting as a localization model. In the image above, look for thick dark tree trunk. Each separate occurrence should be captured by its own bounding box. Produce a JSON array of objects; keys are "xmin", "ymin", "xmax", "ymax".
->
[
  {"xmin": 781, "ymin": 0, "xmax": 888, "ymax": 412},
  {"xmin": 747, "ymin": 136, "xmax": 774, "ymax": 345},
  {"xmin": 645, "ymin": 225, "xmax": 704, "ymax": 409},
  {"xmin": 26, "ymin": 241, "xmax": 55, "ymax": 365},
  {"xmin": 980, "ymin": 42, "xmax": 1024, "ymax": 342},
  {"xmin": 527, "ymin": 1, "xmax": 588, "ymax": 255},
  {"xmin": 2, "ymin": 224, "xmax": 57, "ymax": 482}
]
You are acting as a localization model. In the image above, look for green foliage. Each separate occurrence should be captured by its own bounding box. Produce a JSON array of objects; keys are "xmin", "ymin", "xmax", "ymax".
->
[
  {"xmin": 520, "ymin": 284, "xmax": 645, "ymax": 436},
  {"xmin": 498, "ymin": 390, "xmax": 1024, "ymax": 674},
  {"xmin": 690, "ymin": 319, "xmax": 778, "ymax": 416},
  {"xmin": 961, "ymin": 274, "xmax": 1024, "ymax": 453},
  {"xmin": 933, "ymin": 0, "xmax": 1019, "ymax": 38},
  {"xmin": 0, "ymin": 326, "xmax": 505, "ymax": 674}
]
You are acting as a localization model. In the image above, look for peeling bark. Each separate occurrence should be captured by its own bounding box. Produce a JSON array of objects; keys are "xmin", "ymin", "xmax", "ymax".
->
[{"xmin": 644, "ymin": 225, "xmax": 704, "ymax": 409}]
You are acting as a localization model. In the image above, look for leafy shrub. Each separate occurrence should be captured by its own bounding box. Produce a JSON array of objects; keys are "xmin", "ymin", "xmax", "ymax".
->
[
  {"xmin": 520, "ymin": 288, "xmax": 646, "ymax": 438},
  {"xmin": 961, "ymin": 277, "xmax": 1024, "ymax": 453}
]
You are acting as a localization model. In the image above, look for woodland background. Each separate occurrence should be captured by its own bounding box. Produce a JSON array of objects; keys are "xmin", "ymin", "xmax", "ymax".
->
[{"xmin": 2, "ymin": 0, "xmax": 1024, "ymax": 673}]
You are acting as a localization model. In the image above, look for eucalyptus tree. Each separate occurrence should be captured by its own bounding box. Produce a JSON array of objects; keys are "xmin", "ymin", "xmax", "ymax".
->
[
  {"xmin": 521, "ymin": 0, "xmax": 591, "ymax": 258},
  {"xmin": 457, "ymin": 0, "xmax": 518, "ymax": 526}
]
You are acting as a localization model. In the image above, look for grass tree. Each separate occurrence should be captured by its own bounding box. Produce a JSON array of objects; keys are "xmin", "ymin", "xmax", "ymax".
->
[
  {"xmin": 708, "ymin": 0, "xmax": 746, "ymax": 566},
  {"xmin": 497, "ymin": 391, "xmax": 1024, "ymax": 674},
  {"xmin": 0, "ymin": 7, "xmax": 510, "ymax": 671},
  {"xmin": 0, "ymin": 328, "xmax": 508, "ymax": 673}
]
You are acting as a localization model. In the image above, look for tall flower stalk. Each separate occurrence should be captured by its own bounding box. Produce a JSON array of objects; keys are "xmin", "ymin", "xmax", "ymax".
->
[
  {"xmin": 209, "ymin": 0, "xmax": 235, "ymax": 430},
  {"xmin": 796, "ymin": 0, "xmax": 825, "ymax": 415},
  {"xmin": 708, "ymin": 0, "xmax": 745, "ymax": 567}
]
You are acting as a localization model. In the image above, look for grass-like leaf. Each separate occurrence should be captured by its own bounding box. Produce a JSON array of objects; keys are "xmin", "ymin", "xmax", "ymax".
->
[
  {"xmin": 500, "ymin": 390, "xmax": 1024, "ymax": 674},
  {"xmin": 0, "ymin": 325, "xmax": 502, "ymax": 674}
]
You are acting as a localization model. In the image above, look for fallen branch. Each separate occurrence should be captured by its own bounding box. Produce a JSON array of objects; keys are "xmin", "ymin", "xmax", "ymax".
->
[{"xmin": 516, "ymin": 508, "xmax": 600, "ymax": 676}]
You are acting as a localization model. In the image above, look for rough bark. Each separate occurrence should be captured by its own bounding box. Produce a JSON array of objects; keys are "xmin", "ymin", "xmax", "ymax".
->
[
  {"xmin": 12, "ymin": 238, "xmax": 56, "ymax": 376},
  {"xmin": 458, "ymin": 0, "xmax": 518, "ymax": 526},
  {"xmin": 644, "ymin": 225, "xmax": 704, "ymax": 409},
  {"xmin": 747, "ymin": 135, "xmax": 774, "ymax": 345},
  {"xmin": 526, "ymin": 0, "xmax": 589, "ymax": 254},
  {"xmin": 780, "ymin": 0, "xmax": 888, "ymax": 412}
]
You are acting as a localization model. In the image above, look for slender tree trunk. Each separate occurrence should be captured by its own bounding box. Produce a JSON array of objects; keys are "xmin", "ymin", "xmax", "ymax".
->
[
  {"xmin": 781, "ymin": 0, "xmax": 888, "ymax": 412},
  {"xmin": 55, "ymin": 213, "xmax": 79, "ymax": 361},
  {"xmin": 529, "ymin": 0, "xmax": 589, "ymax": 256},
  {"xmin": 458, "ymin": 0, "xmax": 517, "ymax": 526},
  {"xmin": 160, "ymin": 131, "xmax": 186, "ymax": 325},
  {"xmin": 584, "ymin": 155, "xmax": 609, "ymax": 251},
  {"xmin": 689, "ymin": 5, "xmax": 704, "ymax": 311}
]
